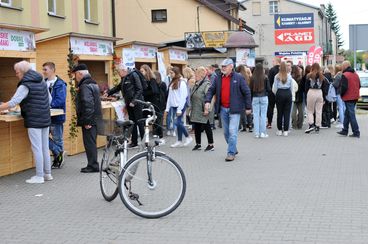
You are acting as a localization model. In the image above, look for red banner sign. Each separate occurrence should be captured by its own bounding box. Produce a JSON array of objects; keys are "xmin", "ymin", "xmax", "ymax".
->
[{"xmin": 275, "ymin": 28, "xmax": 314, "ymax": 45}]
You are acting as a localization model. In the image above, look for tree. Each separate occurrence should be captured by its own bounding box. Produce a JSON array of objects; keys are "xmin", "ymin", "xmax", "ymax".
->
[{"xmin": 325, "ymin": 3, "xmax": 344, "ymax": 48}]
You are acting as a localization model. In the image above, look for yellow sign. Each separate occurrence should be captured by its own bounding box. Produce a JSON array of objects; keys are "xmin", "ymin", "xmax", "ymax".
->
[
  {"xmin": 202, "ymin": 31, "xmax": 229, "ymax": 48},
  {"xmin": 276, "ymin": 16, "xmax": 281, "ymax": 28}
]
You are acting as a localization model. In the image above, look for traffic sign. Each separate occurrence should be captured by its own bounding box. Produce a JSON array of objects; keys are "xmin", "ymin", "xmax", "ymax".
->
[{"xmin": 275, "ymin": 28, "xmax": 314, "ymax": 45}]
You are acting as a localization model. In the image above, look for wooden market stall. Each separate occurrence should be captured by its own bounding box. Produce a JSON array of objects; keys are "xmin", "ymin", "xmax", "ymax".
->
[
  {"xmin": 158, "ymin": 46, "xmax": 191, "ymax": 71},
  {"xmin": 114, "ymin": 41, "xmax": 163, "ymax": 70},
  {"xmin": 0, "ymin": 24, "xmax": 48, "ymax": 176},
  {"xmin": 36, "ymin": 33, "xmax": 121, "ymax": 156}
]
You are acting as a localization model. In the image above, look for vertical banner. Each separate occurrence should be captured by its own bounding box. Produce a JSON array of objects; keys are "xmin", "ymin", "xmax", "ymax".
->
[
  {"xmin": 122, "ymin": 48, "xmax": 135, "ymax": 70},
  {"xmin": 156, "ymin": 52, "xmax": 166, "ymax": 81},
  {"xmin": 307, "ymin": 46, "xmax": 323, "ymax": 65}
]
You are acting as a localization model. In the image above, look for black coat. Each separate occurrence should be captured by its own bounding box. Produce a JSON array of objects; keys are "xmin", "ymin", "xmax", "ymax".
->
[
  {"xmin": 108, "ymin": 71, "xmax": 143, "ymax": 105},
  {"xmin": 76, "ymin": 75, "xmax": 102, "ymax": 126}
]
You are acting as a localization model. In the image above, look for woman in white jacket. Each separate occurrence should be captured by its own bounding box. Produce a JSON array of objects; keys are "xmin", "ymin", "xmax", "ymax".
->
[{"xmin": 165, "ymin": 67, "xmax": 193, "ymax": 147}]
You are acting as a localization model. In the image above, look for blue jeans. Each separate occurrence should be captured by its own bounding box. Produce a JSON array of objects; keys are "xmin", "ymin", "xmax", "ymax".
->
[
  {"xmin": 166, "ymin": 107, "xmax": 177, "ymax": 131},
  {"xmin": 49, "ymin": 123, "xmax": 64, "ymax": 156},
  {"xmin": 336, "ymin": 95, "xmax": 345, "ymax": 123},
  {"xmin": 172, "ymin": 107, "xmax": 189, "ymax": 141},
  {"xmin": 343, "ymin": 101, "xmax": 360, "ymax": 136},
  {"xmin": 252, "ymin": 96, "xmax": 268, "ymax": 136},
  {"xmin": 220, "ymin": 107, "xmax": 240, "ymax": 156}
]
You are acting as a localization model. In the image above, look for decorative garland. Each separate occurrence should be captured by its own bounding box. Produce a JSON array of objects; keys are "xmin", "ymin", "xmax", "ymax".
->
[{"xmin": 67, "ymin": 48, "xmax": 79, "ymax": 139}]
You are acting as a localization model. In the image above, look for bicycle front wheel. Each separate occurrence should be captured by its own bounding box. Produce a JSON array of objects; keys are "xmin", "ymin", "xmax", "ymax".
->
[
  {"xmin": 118, "ymin": 152, "xmax": 186, "ymax": 218},
  {"xmin": 100, "ymin": 138, "xmax": 120, "ymax": 202}
]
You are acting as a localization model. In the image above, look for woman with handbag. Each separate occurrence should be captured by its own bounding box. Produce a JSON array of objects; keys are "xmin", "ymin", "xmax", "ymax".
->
[{"xmin": 189, "ymin": 67, "xmax": 214, "ymax": 151}]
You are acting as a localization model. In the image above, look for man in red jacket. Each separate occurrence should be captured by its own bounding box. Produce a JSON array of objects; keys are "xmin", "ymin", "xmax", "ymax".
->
[{"xmin": 337, "ymin": 61, "xmax": 361, "ymax": 138}]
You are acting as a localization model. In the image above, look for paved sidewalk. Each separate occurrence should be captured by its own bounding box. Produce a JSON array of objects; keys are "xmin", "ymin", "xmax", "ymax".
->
[{"xmin": 1, "ymin": 113, "xmax": 368, "ymax": 244}]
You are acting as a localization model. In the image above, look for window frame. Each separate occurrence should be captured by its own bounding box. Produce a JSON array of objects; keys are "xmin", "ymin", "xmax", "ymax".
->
[
  {"xmin": 48, "ymin": 0, "xmax": 56, "ymax": 14},
  {"xmin": 0, "ymin": 0, "xmax": 12, "ymax": 7},
  {"xmin": 269, "ymin": 1, "xmax": 279, "ymax": 15},
  {"xmin": 151, "ymin": 9, "xmax": 167, "ymax": 23},
  {"xmin": 84, "ymin": 0, "xmax": 91, "ymax": 21}
]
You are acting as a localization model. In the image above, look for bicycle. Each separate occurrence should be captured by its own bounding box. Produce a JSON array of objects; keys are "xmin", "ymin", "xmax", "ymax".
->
[{"xmin": 99, "ymin": 100, "xmax": 186, "ymax": 218}]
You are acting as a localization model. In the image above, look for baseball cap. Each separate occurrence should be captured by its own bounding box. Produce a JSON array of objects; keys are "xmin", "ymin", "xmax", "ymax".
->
[
  {"xmin": 221, "ymin": 58, "xmax": 234, "ymax": 66},
  {"xmin": 71, "ymin": 63, "xmax": 88, "ymax": 73}
]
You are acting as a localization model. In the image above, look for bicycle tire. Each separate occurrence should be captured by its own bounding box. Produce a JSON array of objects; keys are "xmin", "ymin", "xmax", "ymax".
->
[
  {"xmin": 118, "ymin": 151, "xmax": 186, "ymax": 218},
  {"xmin": 100, "ymin": 138, "xmax": 120, "ymax": 202}
]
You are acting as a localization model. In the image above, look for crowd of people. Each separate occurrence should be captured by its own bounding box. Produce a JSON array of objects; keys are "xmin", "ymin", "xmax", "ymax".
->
[{"xmin": 0, "ymin": 57, "xmax": 362, "ymax": 183}]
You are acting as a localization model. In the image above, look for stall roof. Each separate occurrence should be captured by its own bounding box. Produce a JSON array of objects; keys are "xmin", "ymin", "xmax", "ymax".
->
[
  {"xmin": 36, "ymin": 32, "xmax": 123, "ymax": 43},
  {"xmin": 115, "ymin": 41, "xmax": 164, "ymax": 48},
  {"xmin": 0, "ymin": 23, "xmax": 48, "ymax": 34},
  {"xmin": 159, "ymin": 46, "xmax": 193, "ymax": 52}
]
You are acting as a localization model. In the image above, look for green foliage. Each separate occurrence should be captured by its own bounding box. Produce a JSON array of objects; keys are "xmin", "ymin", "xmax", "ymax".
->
[
  {"xmin": 326, "ymin": 3, "xmax": 344, "ymax": 48},
  {"xmin": 67, "ymin": 48, "xmax": 79, "ymax": 139}
]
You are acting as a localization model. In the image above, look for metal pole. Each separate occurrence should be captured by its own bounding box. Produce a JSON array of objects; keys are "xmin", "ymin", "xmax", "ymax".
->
[{"xmin": 353, "ymin": 25, "xmax": 357, "ymax": 70}]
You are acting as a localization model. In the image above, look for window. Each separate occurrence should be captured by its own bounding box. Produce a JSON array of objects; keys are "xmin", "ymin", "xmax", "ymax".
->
[
  {"xmin": 151, "ymin": 9, "xmax": 167, "ymax": 23},
  {"xmin": 0, "ymin": 0, "xmax": 12, "ymax": 7},
  {"xmin": 84, "ymin": 0, "xmax": 98, "ymax": 23},
  {"xmin": 252, "ymin": 2, "xmax": 261, "ymax": 16},
  {"xmin": 269, "ymin": 1, "xmax": 278, "ymax": 14},
  {"xmin": 48, "ymin": 0, "xmax": 56, "ymax": 14}
]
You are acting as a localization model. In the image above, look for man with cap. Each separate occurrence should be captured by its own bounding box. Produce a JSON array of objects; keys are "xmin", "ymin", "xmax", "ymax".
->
[
  {"xmin": 204, "ymin": 58, "xmax": 252, "ymax": 161},
  {"xmin": 72, "ymin": 63, "xmax": 102, "ymax": 173}
]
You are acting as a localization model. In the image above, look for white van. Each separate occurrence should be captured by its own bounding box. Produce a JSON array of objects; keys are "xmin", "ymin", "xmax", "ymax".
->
[{"xmin": 357, "ymin": 71, "xmax": 368, "ymax": 108}]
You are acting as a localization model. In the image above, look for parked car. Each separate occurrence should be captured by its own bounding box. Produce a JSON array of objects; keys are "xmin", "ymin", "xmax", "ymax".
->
[{"xmin": 357, "ymin": 71, "xmax": 368, "ymax": 108}]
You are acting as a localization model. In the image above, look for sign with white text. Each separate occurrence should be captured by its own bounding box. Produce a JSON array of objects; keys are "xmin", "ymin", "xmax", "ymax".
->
[
  {"xmin": 274, "ymin": 13, "xmax": 314, "ymax": 29},
  {"xmin": 132, "ymin": 45, "xmax": 157, "ymax": 59},
  {"xmin": 70, "ymin": 37, "xmax": 113, "ymax": 56},
  {"xmin": 169, "ymin": 49, "xmax": 188, "ymax": 61},
  {"xmin": 0, "ymin": 28, "xmax": 35, "ymax": 51},
  {"xmin": 275, "ymin": 28, "xmax": 314, "ymax": 45}
]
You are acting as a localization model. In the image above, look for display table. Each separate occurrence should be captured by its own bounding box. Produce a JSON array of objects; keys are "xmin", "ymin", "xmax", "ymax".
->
[{"xmin": 0, "ymin": 109, "xmax": 65, "ymax": 177}]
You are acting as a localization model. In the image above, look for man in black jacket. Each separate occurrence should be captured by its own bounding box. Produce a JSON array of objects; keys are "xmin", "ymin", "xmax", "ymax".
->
[
  {"xmin": 73, "ymin": 64, "xmax": 102, "ymax": 173},
  {"xmin": 107, "ymin": 65, "xmax": 145, "ymax": 148},
  {"xmin": 267, "ymin": 57, "xmax": 281, "ymax": 128}
]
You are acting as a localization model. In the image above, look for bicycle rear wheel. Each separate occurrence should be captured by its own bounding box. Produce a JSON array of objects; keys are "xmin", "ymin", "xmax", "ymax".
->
[
  {"xmin": 118, "ymin": 152, "xmax": 186, "ymax": 218},
  {"xmin": 100, "ymin": 138, "xmax": 120, "ymax": 201}
]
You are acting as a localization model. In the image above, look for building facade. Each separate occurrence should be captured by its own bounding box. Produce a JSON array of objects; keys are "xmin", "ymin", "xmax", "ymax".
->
[
  {"xmin": 0, "ymin": 0, "xmax": 113, "ymax": 39},
  {"xmin": 240, "ymin": 0, "xmax": 337, "ymax": 67}
]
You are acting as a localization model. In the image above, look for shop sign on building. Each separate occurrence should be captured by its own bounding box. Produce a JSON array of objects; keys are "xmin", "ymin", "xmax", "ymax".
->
[
  {"xmin": 70, "ymin": 37, "xmax": 113, "ymax": 56},
  {"xmin": 275, "ymin": 28, "xmax": 314, "ymax": 45},
  {"xmin": 122, "ymin": 48, "xmax": 136, "ymax": 69},
  {"xmin": 132, "ymin": 45, "xmax": 157, "ymax": 59},
  {"xmin": 185, "ymin": 31, "xmax": 229, "ymax": 49},
  {"xmin": 274, "ymin": 13, "xmax": 314, "ymax": 29},
  {"xmin": 0, "ymin": 28, "xmax": 35, "ymax": 51}
]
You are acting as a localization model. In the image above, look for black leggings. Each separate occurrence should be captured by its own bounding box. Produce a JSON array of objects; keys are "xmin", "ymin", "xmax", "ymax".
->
[
  {"xmin": 192, "ymin": 121, "xmax": 213, "ymax": 145},
  {"xmin": 275, "ymin": 89, "xmax": 292, "ymax": 131}
]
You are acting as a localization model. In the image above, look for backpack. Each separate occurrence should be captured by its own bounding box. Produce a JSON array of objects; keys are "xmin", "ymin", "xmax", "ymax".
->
[{"xmin": 326, "ymin": 82, "xmax": 337, "ymax": 102}]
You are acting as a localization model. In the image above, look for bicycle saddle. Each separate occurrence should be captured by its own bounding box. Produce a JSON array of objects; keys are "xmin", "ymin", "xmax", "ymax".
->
[{"xmin": 116, "ymin": 120, "xmax": 134, "ymax": 128}]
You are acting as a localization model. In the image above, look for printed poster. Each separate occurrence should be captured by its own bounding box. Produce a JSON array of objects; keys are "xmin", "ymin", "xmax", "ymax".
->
[
  {"xmin": 0, "ymin": 28, "xmax": 35, "ymax": 51},
  {"xmin": 122, "ymin": 48, "xmax": 135, "ymax": 69},
  {"xmin": 70, "ymin": 37, "xmax": 113, "ymax": 56},
  {"xmin": 236, "ymin": 48, "xmax": 256, "ymax": 67}
]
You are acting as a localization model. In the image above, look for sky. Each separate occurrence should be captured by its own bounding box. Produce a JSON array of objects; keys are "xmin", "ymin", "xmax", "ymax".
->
[{"xmin": 290, "ymin": 0, "xmax": 368, "ymax": 50}]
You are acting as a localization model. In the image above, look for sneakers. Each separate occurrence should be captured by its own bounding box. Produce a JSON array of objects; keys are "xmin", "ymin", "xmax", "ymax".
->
[
  {"xmin": 44, "ymin": 174, "xmax": 54, "ymax": 181},
  {"xmin": 267, "ymin": 123, "xmax": 272, "ymax": 129},
  {"xmin": 283, "ymin": 131, "xmax": 289, "ymax": 137},
  {"xmin": 349, "ymin": 134, "xmax": 360, "ymax": 138},
  {"xmin": 305, "ymin": 124, "xmax": 315, "ymax": 134},
  {"xmin": 127, "ymin": 143, "xmax": 139, "ymax": 149},
  {"xmin": 192, "ymin": 144, "xmax": 202, "ymax": 151},
  {"xmin": 166, "ymin": 130, "xmax": 171, "ymax": 136},
  {"xmin": 225, "ymin": 155, "xmax": 235, "ymax": 162},
  {"xmin": 52, "ymin": 151, "xmax": 65, "ymax": 169},
  {"xmin": 183, "ymin": 136, "xmax": 193, "ymax": 146},
  {"xmin": 26, "ymin": 176, "xmax": 44, "ymax": 184},
  {"xmin": 153, "ymin": 134, "xmax": 159, "ymax": 138},
  {"xmin": 335, "ymin": 123, "xmax": 343, "ymax": 129},
  {"xmin": 315, "ymin": 126, "xmax": 320, "ymax": 134},
  {"xmin": 254, "ymin": 134, "xmax": 260, "ymax": 138},
  {"xmin": 172, "ymin": 131, "xmax": 176, "ymax": 137},
  {"xmin": 276, "ymin": 130, "xmax": 282, "ymax": 136},
  {"xmin": 170, "ymin": 141, "xmax": 183, "ymax": 148},
  {"xmin": 260, "ymin": 133, "xmax": 269, "ymax": 138},
  {"xmin": 204, "ymin": 145, "xmax": 214, "ymax": 152},
  {"xmin": 158, "ymin": 138, "xmax": 166, "ymax": 145}
]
